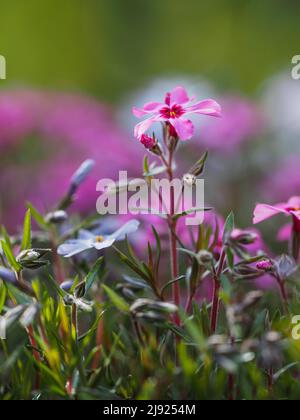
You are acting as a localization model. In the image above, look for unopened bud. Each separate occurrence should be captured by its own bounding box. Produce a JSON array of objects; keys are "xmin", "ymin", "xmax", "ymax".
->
[
  {"xmin": 230, "ymin": 229, "xmax": 258, "ymax": 245},
  {"xmin": 74, "ymin": 281, "xmax": 86, "ymax": 299},
  {"xmin": 197, "ymin": 250, "xmax": 213, "ymax": 264},
  {"xmin": 16, "ymin": 248, "xmax": 51, "ymax": 270},
  {"xmin": 265, "ymin": 331, "xmax": 281, "ymax": 344},
  {"xmin": 60, "ymin": 280, "xmax": 74, "ymax": 293},
  {"xmin": 69, "ymin": 159, "xmax": 95, "ymax": 195},
  {"xmin": 139, "ymin": 134, "xmax": 157, "ymax": 150},
  {"xmin": 139, "ymin": 134, "xmax": 162, "ymax": 156},
  {"xmin": 256, "ymin": 260, "xmax": 274, "ymax": 272},
  {"xmin": 45, "ymin": 210, "xmax": 68, "ymax": 224},
  {"xmin": 183, "ymin": 173, "xmax": 196, "ymax": 187}
]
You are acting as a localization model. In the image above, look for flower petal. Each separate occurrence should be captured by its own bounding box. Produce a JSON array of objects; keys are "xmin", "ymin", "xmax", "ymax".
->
[
  {"xmin": 109, "ymin": 220, "xmax": 140, "ymax": 241},
  {"xmin": 93, "ymin": 238, "xmax": 116, "ymax": 250},
  {"xmin": 143, "ymin": 102, "xmax": 164, "ymax": 112},
  {"xmin": 134, "ymin": 116, "xmax": 163, "ymax": 139},
  {"xmin": 78, "ymin": 229, "xmax": 96, "ymax": 240},
  {"xmin": 132, "ymin": 102, "xmax": 163, "ymax": 118},
  {"xmin": 170, "ymin": 118, "xmax": 194, "ymax": 140},
  {"xmin": 134, "ymin": 117, "xmax": 155, "ymax": 138},
  {"xmin": 132, "ymin": 107, "xmax": 149, "ymax": 118},
  {"xmin": 170, "ymin": 86, "xmax": 190, "ymax": 105},
  {"xmin": 288, "ymin": 196, "xmax": 300, "ymax": 209},
  {"xmin": 185, "ymin": 99, "xmax": 222, "ymax": 117},
  {"xmin": 253, "ymin": 204, "xmax": 289, "ymax": 224},
  {"xmin": 57, "ymin": 240, "xmax": 92, "ymax": 258}
]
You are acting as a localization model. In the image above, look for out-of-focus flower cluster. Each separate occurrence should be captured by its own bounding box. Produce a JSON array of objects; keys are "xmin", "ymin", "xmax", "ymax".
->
[{"xmin": 0, "ymin": 90, "xmax": 143, "ymax": 229}]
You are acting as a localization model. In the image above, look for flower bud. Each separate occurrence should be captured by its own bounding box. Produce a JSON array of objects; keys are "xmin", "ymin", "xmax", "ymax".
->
[
  {"xmin": 139, "ymin": 134, "xmax": 157, "ymax": 150},
  {"xmin": 16, "ymin": 248, "xmax": 51, "ymax": 270},
  {"xmin": 256, "ymin": 260, "xmax": 274, "ymax": 272},
  {"xmin": 60, "ymin": 280, "xmax": 74, "ymax": 293},
  {"xmin": 74, "ymin": 281, "xmax": 86, "ymax": 299},
  {"xmin": 167, "ymin": 122, "xmax": 178, "ymax": 139},
  {"xmin": 230, "ymin": 229, "xmax": 258, "ymax": 245},
  {"xmin": 45, "ymin": 210, "xmax": 68, "ymax": 224},
  {"xmin": 17, "ymin": 250, "xmax": 40, "ymax": 262},
  {"xmin": 70, "ymin": 159, "xmax": 95, "ymax": 189},
  {"xmin": 183, "ymin": 173, "xmax": 196, "ymax": 187},
  {"xmin": 197, "ymin": 250, "xmax": 213, "ymax": 264}
]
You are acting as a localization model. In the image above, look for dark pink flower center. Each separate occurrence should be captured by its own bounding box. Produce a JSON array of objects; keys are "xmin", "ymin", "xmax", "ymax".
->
[{"xmin": 159, "ymin": 105, "xmax": 185, "ymax": 119}]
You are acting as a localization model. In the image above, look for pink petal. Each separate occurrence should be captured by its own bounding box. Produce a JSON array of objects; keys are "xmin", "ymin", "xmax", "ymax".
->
[
  {"xmin": 288, "ymin": 196, "xmax": 300, "ymax": 209},
  {"xmin": 277, "ymin": 224, "xmax": 292, "ymax": 241},
  {"xmin": 132, "ymin": 102, "xmax": 163, "ymax": 118},
  {"xmin": 185, "ymin": 99, "xmax": 222, "ymax": 117},
  {"xmin": 132, "ymin": 107, "xmax": 149, "ymax": 118},
  {"xmin": 134, "ymin": 115, "xmax": 163, "ymax": 138},
  {"xmin": 170, "ymin": 86, "xmax": 190, "ymax": 105},
  {"xmin": 170, "ymin": 118, "xmax": 194, "ymax": 140},
  {"xmin": 253, "ymin": 204, "xmax": 289, "ymax": 224},
  {"xmin": 143, "ymin": 102, "xmax": 164, "ymax": 112},
  {"xmin": 134, "ymin": 117, "xmax": 155, "ymax": 139}
]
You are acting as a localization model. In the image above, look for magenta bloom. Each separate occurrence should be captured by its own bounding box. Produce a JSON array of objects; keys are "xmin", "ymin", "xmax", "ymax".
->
[
  {"xmin": 253, "ymin": 196, "xmax": 300, "ymax": 233},
  {"xmin": 139, "ymin": 134, "xmax": 157, "ymax": 150},
  {"xmin": 132, "ymin": 86, "xmax": 221, "ymax": 141}
]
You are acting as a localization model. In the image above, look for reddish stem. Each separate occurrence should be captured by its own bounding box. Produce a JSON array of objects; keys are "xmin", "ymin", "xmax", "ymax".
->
[
  {"xmin": 169, "ymin": 219, "xmax": 181, "ymax": 326},
  {"xmin": 51, "ymin": 230, "xmax": 65, "ymax": 284},
  {"xmin": 278, "ymin": 279, "xmax": 289, "ymax": 315},
  {"xmin": 27, "ymin": 325, "xmax": 41, "ymax": 390},
  {"xmin": 167, "ymin": 147, "xmax": 180, "ymax": 326}
]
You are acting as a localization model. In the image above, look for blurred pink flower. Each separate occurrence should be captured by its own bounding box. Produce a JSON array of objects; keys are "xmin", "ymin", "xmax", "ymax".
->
[
  {"xmin": 253, "ymin": 196, "xmax": 300, "ymax": 233},
  {"xmin": 0, "ymin": 91, "xmax": 41, "ymax": 150},
  {"xmin": 0, "ymin": 90, "xmax": 143, "ymax": 230},
  {"xmin": 199, "ymin": 97, "xmax": 263, "ymax": 154},
  {"xmin": 261, "ymin": 157, "xmax": 300, "ymax": 203},
  {"xmin": 132, "ymin": 86, "xmax": 221, "ymax": 141},
  {"xmin": 277, "ymin": 224, "xmax": 292, "ymax": 242}
]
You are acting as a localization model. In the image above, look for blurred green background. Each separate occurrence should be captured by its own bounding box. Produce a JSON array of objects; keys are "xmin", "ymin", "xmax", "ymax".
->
[{"xmin": 0, "ymin": 0, "xmax": 299, "ymax": 100}]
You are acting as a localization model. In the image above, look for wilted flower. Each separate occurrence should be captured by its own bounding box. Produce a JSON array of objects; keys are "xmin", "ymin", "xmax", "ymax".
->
[
  {"xmin": 58, "ymin": 220, "xmax": 140, "ymax": 258},
  {"xmin": 133, "ymin": 86, "xmax": 221, "ymax": 141},
  {"xmin": 273, "ymin": 255, "xmax": 298, "ymax": 280}
]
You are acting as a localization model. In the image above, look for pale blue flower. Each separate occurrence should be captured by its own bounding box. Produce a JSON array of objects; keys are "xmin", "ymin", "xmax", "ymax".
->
[{"xmin": 57, "ymin": 220, "xmax": 140, "ymax": 258}]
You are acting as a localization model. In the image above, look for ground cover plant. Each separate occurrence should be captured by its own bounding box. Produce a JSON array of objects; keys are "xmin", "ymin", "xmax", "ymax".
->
[{"xmin": 1, "ymin": 86, "xmax": 300, "ymax": 401}]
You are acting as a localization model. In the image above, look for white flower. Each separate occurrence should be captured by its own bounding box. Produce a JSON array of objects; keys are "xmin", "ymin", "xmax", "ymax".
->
[{"xmin": 57, "ymin": 220, "xmax": 140, "ymax": 258}]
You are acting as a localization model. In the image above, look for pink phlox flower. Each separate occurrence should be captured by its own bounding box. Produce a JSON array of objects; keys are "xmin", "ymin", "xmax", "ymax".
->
[
  {"xmin": 253, "ymin": 196, "xmax": 300, "ymax": 232},
  {"xmin": 132, "ymin": 86, "xmax": 221, "ymax": 141}
]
